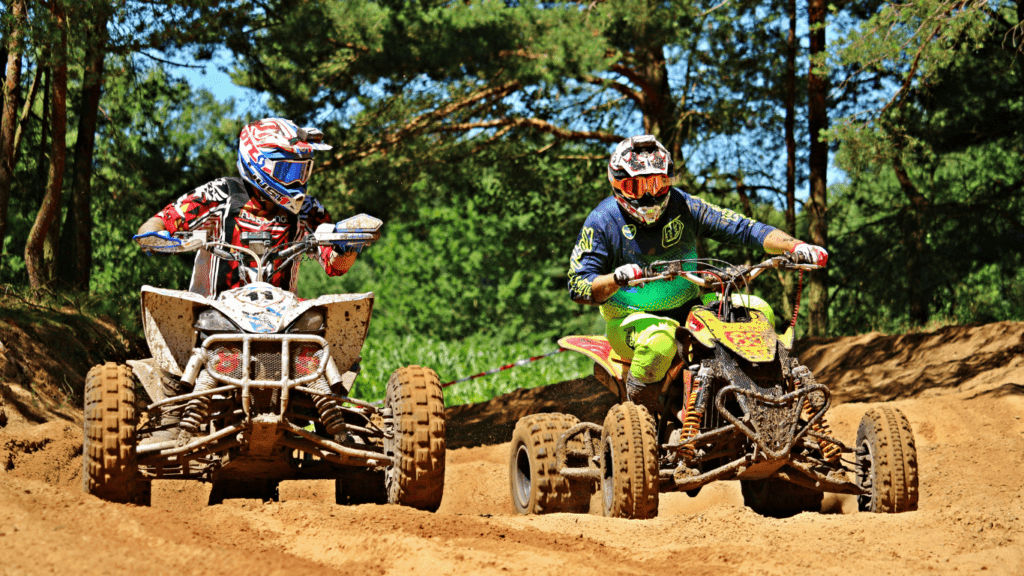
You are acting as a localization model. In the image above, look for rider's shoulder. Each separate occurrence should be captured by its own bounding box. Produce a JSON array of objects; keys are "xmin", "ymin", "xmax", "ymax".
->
[
  {"xmin": 178, "ymin": 177, "xmax": 239, "ymax": 203},
  {"xmin": 588, "ymin": 196, "xmax": 622, "ymax": 220}
]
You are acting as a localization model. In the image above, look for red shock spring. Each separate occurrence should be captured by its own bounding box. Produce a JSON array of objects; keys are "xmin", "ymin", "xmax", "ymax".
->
[
  {"xmin": 678, "ymin": 384, "xmax": 702, "ymax": 459},
  {"xmin": 791, "ymin": 269, "xmax": 804, "ymax": 329}
]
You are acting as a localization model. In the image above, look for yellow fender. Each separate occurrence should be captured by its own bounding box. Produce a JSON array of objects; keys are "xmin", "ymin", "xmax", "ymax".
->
[{"xmin": 683, "ymin": 308, "xmax": 778, "ymax": 363}]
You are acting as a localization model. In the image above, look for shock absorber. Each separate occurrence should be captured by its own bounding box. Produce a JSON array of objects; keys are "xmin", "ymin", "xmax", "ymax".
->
[
  {"xmin": 793, "ymin": 366, "xmax": 841, "ymax": 462},
  {"xmin": 309, "ymin": 377, "xmax": 347, "ymax": 437},
  {"xmin": 678, "ymin": 384, "xmax": 702, "ymax": 460},
  {"xmin": 178, "ymin": 369, "xmax": 216, "ymax": 443},
  {"xmin": 678, "ymin": 363, "xmax": 712, "ymax": 460}
]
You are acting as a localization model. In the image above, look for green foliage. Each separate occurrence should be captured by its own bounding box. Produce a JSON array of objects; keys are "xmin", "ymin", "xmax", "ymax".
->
[
  {"xmin": 825, "ymin": 1, "xmax": 1024, "ymax": 333},
  {"xmin": 350, "ymin": 331, "xmax": 593, "ymax": 407},
  {"xmin": 86, "ymin": 62, "xmax": 238, "ymax": 328},
  {"xmin": 299, "ymin": 140, "xmax": 608, "ymax": 341}
]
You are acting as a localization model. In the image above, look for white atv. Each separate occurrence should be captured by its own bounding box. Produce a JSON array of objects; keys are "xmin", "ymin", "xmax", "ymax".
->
[{"xmin": 82, "ymin": 215, "xmax": 446, "ymax": 510}]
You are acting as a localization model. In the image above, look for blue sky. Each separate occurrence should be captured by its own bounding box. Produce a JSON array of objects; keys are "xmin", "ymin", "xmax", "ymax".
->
[{"xmin": 167, "ymin": 49, "xmax": 268, "ymax": 116}]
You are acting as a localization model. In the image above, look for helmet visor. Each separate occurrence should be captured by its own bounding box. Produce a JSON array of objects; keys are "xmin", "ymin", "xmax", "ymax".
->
[
  {"xmin": 612, "ymin": 174, "xmax": 672, "ymax": 199},
  {"xmin": 267, "ymin": 158, "xmax": 313, "ymax": 186}
]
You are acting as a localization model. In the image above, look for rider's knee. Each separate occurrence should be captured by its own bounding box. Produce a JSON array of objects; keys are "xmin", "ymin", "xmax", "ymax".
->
[{"xmin": 630, "ymin": 323, "xmax": 677, "ymax": 383}]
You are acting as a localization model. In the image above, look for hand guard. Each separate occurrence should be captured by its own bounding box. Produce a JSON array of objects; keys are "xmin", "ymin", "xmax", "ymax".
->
[
  {"xmin": 613, "ymin": 263, "xmax": 645, "ymax": 287},
  {"xmin": 789, "ymin": 242, "xmax": 829, "ymax": 267},
  {"xmin": 133, "ymin": 230, "xmax": 182, "ymax": 254},
  {"xmin": 332, "ymin": 223, "xmax": 373, "ymax": 253},
  {"xmin": 319, "ymin": 214, "xmax": 383, "ymax": 254}
]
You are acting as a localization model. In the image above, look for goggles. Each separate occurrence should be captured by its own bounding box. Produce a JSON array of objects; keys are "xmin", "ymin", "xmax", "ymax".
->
[
  {"xmin": 612, "ymin": 174, "xmax": 672, "ymax": 199},
  {"xmin": 265, "ymin": 158, "xmax": 313, "ymax": 186}
]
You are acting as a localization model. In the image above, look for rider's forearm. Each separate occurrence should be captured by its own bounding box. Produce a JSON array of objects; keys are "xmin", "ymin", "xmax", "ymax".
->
[
  {"xmin": 327, "ymin": 249, "xmax": 356, "ymax": 274},
  {"xmin": 762, "ymin": 229, "xmax": 804, "ymax": 254},
  {"xmin": 589, "ymin": 273, "xmax": 620, "ymax": 304},
  {"xmin": 138, "ymin": 217, "xmax": 166, "ymax": 236}
]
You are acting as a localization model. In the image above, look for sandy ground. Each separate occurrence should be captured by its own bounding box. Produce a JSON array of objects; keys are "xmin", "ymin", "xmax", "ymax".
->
[{"xmin": 2, "ymin": 322, "xmax": 1024, "ymax": 575}]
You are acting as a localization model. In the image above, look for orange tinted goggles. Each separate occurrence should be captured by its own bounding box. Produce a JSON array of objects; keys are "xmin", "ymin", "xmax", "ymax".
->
[{"xmin": 612, "ymin": 174, "xmax": 672, "ymax": 199}]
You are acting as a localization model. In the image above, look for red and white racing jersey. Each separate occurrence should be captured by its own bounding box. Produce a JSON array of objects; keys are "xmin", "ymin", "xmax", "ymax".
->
[{"xmin": 154, "ymin": 177, "xmax": 348, "ymax": 296}]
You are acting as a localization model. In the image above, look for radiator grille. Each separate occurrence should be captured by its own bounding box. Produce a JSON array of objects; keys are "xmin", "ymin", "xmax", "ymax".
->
[{"xmin": 207, "ymin": 340, "xmax": 325, "ymax": 381}]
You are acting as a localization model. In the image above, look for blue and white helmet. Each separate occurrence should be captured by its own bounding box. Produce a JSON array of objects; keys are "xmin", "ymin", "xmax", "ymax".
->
[{"xmin": 237, "ymin": 118, "xmax": 333, "ymax": 214}]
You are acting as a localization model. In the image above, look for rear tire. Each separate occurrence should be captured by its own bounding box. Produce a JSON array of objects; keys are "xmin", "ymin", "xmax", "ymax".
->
[
  {"xmin": 741, "ymin": 478, "xmax": 823, "ymax": 517},
  {"xmin": 384, "ymin": 365, "xmax": 445, "ymax": 511},
  {"xmin": 509, "ymin": 413, "xmax": 592, "ymax": 515},
  {"xmin": 600, "ymin": 402, "xmax": 659, "ymax": 519},
  {"xmin": 856, "ymin": 406, "xmax": 919, "ymax": 513},
  {"xmin": 82, "ymin": 363, "xmax": 149, "ymax": 505}
]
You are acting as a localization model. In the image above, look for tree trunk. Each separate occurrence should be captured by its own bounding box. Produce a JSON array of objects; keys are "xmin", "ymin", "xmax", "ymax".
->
[
  {"xmin": 784, "ymin": 0, "xmax": 797, "ymax": 237},
  {"xmin": 58, "ymin": 5, "xmax": 110, "ymax": 290},
  {"xmin": 13, "ymin": 62, "xmax": 43, "ymax": 166},
  {"xmin": 25, "ymin": 0, "xmax": 68, "ymax": 290},
  {"xmin": 0, "ymin": 0, "xmax": 27, "ymax": 265},
  {"xmin": 891, "ymin": 143, "xmax": 930, "ymax": 325},
  {"xmin": 806, "ymin": 0, "xmax": 829, "ymax": 336},
  {"xmin": 642, "ymin": 44, "xmax": 679, "ymax": 161}
]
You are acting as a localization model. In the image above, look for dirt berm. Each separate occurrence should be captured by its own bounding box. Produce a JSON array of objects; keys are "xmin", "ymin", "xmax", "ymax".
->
[{"xmin": 2, "ymin": 321, "xmax": 1023, "ymax": 575}]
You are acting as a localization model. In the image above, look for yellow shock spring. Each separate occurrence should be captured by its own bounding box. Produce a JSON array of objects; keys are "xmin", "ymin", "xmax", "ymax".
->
[
  {"xmin": 802, "ymin": 397, "xmax": 841, "ymax": 462},
  {"xmin": 678, "ymin": 384, "xmax": 702, "ymax": 460}
]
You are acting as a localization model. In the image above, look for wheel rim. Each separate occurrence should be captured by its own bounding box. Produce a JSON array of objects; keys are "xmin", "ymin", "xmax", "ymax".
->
[
  {"xmin": 513, "ymin": 443, "xmax": 533, "ymax": 510},
  {"xmin": 855, "ymin": 439, "xmax": 875, "ymax": 511},
  {"xmin": 601, "ymin": 438, "xmax": 614, "ymax": 513}
]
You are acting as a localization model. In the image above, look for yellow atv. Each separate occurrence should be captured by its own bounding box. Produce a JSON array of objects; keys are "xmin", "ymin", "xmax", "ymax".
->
[{"xmin": 509, "ymin": 255, "xmax": 919, "ymax": 518}]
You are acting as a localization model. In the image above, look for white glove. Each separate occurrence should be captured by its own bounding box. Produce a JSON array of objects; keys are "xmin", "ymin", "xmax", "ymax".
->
[
  {"xmin": 790, "ymin": 243, "xmax": 829, "ymax": 267},
  {"xmin": 613, "ymin": 263, "xmax": 644, "ymax": 287}
]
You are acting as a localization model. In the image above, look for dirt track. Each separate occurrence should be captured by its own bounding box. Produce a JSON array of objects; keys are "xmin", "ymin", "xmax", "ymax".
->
[{"xmin": 2, "ymin": 322, "xmax": 1024, "ymax": 575}]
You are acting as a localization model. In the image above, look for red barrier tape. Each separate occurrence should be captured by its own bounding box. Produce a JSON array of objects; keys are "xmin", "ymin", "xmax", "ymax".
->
[{"xmin": 441, "ymin": 348, "xmax": 567, "ymax": 388}]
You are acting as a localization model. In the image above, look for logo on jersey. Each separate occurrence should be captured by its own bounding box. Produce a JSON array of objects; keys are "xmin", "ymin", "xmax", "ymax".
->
[
  {"xmin": 622, "ymin": 224, "xmax": 636, "ymax": 240},
  {"xmin": 569, "ymin": 226, "xmax": 594, "ymax": 272},
  {"xmin": 662, "ymin": 216, "xmax": 683, "ymax": 248}
]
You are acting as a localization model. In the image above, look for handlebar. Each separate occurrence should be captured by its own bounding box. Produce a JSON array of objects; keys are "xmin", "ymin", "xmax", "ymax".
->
[
  {"xmin": 628, "ymin": 254, "xmax": 821, "ymax": 289},
  {"xmin": 134, "ymin": 213, "xmax": 383, "ymax": 286}
]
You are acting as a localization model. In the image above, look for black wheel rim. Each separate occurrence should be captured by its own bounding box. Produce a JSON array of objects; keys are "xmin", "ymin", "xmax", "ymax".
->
[
  {"xmin": 513, "ymin": 443, "xmax": 533, "ymax": 510},
  {"xmin": 856, "ymin": 439, "xmax": 875, "ymax": 511}
]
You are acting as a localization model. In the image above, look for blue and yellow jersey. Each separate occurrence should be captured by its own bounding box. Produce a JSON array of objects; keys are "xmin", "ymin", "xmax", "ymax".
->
[{"xmin": 567, "ymin": 189, "xmax": 776, "ymax": 320}]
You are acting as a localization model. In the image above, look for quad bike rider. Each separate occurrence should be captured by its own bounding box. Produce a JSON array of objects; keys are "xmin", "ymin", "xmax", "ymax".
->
[
  {"xmin": 508, "ymin": 135, "xmax": 918, "ymax": 518},
  {"xmin": 81, "ymin": 118, "xmax": 445, "ymax": 509}
]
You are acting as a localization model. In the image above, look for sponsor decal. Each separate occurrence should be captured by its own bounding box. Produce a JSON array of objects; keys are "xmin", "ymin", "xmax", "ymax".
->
[
  {"xmin": 719, "ymin": 207, "xmax": 741, "ymax": 223},
  {"xmin": 235, "ymin": 286, "xmax": 287, "ymax": 308},
  {"xmin": 724, "ymin": 330, "xmax": 768, "ymax": 352},
  {"xmin": 663, "ymin": 216, "xmax": 684, "ymax": 248},
  {"xmin": 688, "ymin": 317, "xmax": 705, "ymax": 332},
  {"xmin": 622, "ymin": 224, "xmax": 636, "ymax": 240},
  {"xmin": 625, "ymin": 326, "xmax": 638, "ymax": 349}
]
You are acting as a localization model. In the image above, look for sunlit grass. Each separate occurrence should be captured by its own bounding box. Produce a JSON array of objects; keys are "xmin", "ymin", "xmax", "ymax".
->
[{"xmin": 351, "ymin": 332, "xmax": 593, "ymax": 406}]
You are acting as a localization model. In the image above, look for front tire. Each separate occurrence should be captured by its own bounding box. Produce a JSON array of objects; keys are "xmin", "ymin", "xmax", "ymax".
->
[
  {"xmin": 509, "ymin": 413, "xmax": 592, "ymax": 515},
  {"xmin": 856, "ymin": 406, "xmax": 919, "ymax": 513},
  {"xmin": 384, "ymin": 365, "xmax": 445, "ymax": 511},
  {"xmin": 600, "ymin": 402, "xmax": 659, "ymax": 519},
  {"xmin": 82, "ymin": 363, "xmax": 149, "ymax": 505}
]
